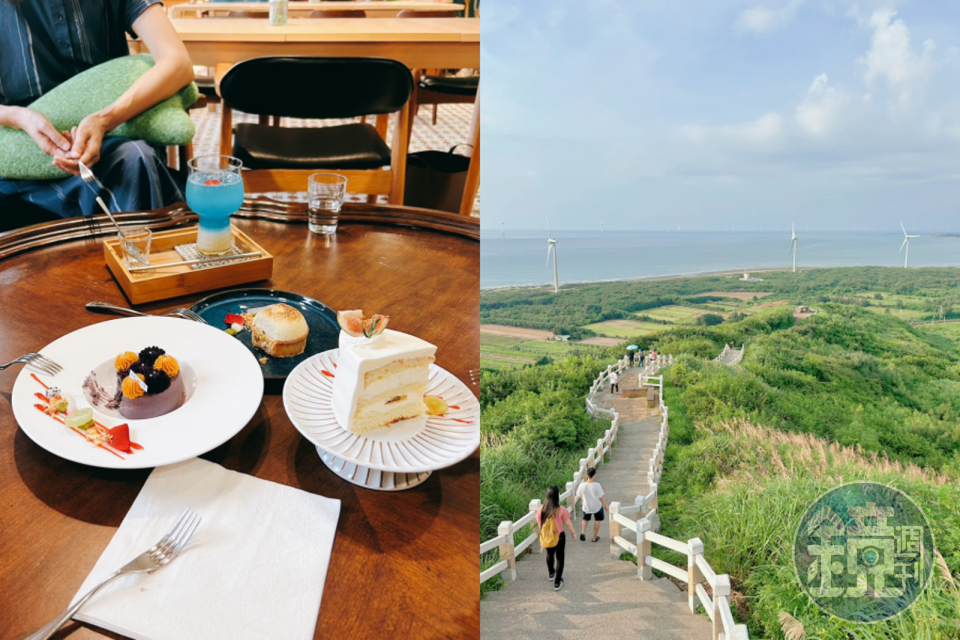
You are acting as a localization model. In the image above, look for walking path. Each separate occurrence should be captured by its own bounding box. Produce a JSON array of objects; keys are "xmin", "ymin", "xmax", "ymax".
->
[{"xmin": 480, "ymin": 367, "xmax": 713, "ymax": 639}]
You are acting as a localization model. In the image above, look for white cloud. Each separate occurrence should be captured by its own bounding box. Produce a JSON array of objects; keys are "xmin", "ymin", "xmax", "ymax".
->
[
  {"xmin": 859, "ymin": 9, "xmax": 934, "ymax": 109},
  {"xmin": 796, "ymin": 73, "xmax": 848, "ymax": 134},
  {"xmin": 736, "ymin": 0, "xmax": 804, "ymax": 34}
]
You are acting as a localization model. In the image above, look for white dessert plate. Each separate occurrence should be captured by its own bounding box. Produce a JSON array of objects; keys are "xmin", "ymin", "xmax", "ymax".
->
[
  {"xmin": 11, "ymin": 317, "xmax": 264, "ymax": 469},
  {"xmin": 283, "ymin": 349, "xmax": 479, "ymax": 488}
]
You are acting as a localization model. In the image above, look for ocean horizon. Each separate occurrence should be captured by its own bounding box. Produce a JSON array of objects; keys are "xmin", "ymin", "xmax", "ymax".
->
[{"xmin": 480, "ymin": 230, "xmax": 960, "ymax": 289}]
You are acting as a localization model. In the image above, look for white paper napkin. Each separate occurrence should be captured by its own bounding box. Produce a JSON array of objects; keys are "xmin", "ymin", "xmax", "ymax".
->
[{"xmin": 71, "ymin": 458, "xmax": 340, "ymax": 640}]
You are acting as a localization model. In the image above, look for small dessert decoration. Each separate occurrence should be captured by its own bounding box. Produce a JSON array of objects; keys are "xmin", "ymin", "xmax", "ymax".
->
[
  {"xmin": 31, "ymin": 373, "xmax": 142, "ymax": 459},
  {"xmin": 114, "ymin": 346, "xmax": 186, "ymax": 419},
  {"xmin": 331, "ymin": 310, "xmax": 436, "ymax": 435},
  {"xmin": 250, "ymin": 304, "xmax": 309, "ymax": 357}
]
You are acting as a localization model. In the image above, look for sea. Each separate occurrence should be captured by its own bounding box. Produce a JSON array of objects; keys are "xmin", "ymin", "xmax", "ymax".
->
[{"xmin": 480, "ymin": 230, "xmax": 960, "ymax": 289}]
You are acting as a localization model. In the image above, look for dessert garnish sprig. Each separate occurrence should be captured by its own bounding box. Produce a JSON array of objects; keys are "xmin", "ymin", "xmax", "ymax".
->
[{"xmin": 338, "ymin": 309, "xmax": 390, "ymax": 339}]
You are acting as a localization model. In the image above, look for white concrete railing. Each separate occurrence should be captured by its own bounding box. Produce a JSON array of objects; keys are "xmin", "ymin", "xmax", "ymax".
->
[
  {"xmin": 714, "ymin": 344, "xmax": 745, "ymax": 365},
  {"xmin": 480, "ymin": 357, "xmax": 628, "ymax": 586},
  {"xmin": 610, "ymin": 360, "xmax": 750, "ymax": 640}
]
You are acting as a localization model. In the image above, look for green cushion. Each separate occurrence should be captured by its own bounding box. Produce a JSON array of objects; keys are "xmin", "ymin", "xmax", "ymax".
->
[{"xmin": 0, "ymin": 55, "xmax": 199, "ymax": 180}]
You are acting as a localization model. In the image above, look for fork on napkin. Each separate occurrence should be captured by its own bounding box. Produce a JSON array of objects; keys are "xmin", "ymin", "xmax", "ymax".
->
[{"xmin": 69, "ymin": 458, "xmax": 341, "ymax": 640}]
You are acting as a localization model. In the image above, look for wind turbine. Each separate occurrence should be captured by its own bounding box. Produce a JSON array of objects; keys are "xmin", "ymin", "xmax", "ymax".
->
[
  {"xmin": 790, "ymin": 223, "xmax": 797, "ymax": 273},
  {"xmin": 900, "ymin": 223, "xmax": 919, "ymax": 268},
  {"xmin": 546, "ymin": 217, "xmax": 559, "ymax": 293},
  {"xmin": 500, "ymin": 222, "xmax": 504, "ymax": 238},
  {"xmin": 600, "ymin": 222, "xmax": 604, "ymax": 236}
]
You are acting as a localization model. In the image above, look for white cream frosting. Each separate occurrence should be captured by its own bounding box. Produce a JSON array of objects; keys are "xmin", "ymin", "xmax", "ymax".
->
[
  {"xmin": 332, "ymin": 329, "xmax": 436, "ymax": 432},
  {"xmin": 252, "ymin": 304, "xmax": 309, "ymax": 342}
]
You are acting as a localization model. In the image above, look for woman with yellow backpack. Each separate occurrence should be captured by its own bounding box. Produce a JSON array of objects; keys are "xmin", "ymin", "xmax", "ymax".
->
[{"xmin": 535, "ymin": 485, "xmax": 577, "ymax": 591}]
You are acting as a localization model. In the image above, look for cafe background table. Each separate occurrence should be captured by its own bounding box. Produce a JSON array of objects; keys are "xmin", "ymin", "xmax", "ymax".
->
[
  {"xmin": 0, "ymin": 200, "xmax": 479, "ymax": 640},
  {"xmin": 128, "ymin": 17, "xmax": 480, "ymax": 68},
  {"xmin": 170, "ymin": 1, "xmax": 465, "ymax": 19}
]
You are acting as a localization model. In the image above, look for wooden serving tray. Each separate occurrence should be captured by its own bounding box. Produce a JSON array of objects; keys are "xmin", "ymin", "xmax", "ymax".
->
[{"xmin": 104, "ymin": 226, "xmax": 273, "ymax": 304}]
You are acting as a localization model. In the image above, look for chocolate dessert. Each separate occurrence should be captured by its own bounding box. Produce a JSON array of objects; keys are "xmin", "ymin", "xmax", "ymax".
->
[{"xmin": 114, "ymin": 347, "xmax": 185, "ymax": 419}]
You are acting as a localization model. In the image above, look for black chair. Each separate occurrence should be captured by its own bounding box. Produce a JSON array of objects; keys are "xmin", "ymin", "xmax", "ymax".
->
[
  {"xmin": 217, "ymin": 57, "xmax": 414, "ymax": 203},
  {"xmin": 398, "ymin": 10, "xmax": 479, "ymax": 129}
]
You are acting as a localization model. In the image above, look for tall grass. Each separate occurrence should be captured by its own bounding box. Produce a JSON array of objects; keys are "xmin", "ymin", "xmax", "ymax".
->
[{"xmin": 658, "ymin": 419, "xmax": 960, "ymax": 639}]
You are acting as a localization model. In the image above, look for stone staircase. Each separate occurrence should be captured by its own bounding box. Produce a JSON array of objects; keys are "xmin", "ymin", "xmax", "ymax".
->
[{"xmin": 480, "ymin": 367, "xmax": 713, "ymax": 639}]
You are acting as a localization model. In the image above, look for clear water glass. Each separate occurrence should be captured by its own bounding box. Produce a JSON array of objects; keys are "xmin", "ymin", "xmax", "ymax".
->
[
  {"xmin": 122, "ymin": 227, "xmax": 152, "ymax": 269},
  {"xmin": 308, "ymin": 173, "xmax": 347, "ymax": 235},
  {"xmin": 186, "ymin": 155, "xmax": 244, "ymax": 256}
]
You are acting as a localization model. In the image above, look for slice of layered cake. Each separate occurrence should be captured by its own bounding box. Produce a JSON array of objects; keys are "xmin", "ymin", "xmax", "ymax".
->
[{"xmin": 331, "ymin": 310, "xmax": 436, "ymax": 435}]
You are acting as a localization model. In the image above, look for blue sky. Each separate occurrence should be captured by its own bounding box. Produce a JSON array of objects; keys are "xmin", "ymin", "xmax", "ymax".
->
[{"xmin": 481, "ymin": 1, "xmax": 960, "ymax": 231}]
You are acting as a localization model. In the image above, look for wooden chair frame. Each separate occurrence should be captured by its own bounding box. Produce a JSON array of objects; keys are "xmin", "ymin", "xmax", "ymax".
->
[{"xmin": 215, "ymin": 63, "xmax": 411, "ymax": 204}]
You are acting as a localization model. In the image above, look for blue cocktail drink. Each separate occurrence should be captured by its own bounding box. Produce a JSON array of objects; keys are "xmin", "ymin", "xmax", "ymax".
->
[{"xmin": 186, "ymin": 156, "xmax": 244, "ymax": 256}]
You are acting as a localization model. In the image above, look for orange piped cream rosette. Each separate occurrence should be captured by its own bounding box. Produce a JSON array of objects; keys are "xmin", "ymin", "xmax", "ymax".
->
[
  {"xmin": 115, "ymin": 352, "xmax": 138, "ymax": 371},
  {"xmin": 154, "ymin": 355, "xmax": 180, "ymax": 377},
  {"xmin": 122, "ymin": 373, "xmax": 147, "ymax": 399}
]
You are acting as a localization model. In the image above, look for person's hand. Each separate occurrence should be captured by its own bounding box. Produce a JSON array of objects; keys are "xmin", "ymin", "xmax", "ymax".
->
[
  {"xmin": 9, "ymin": 107, "xmax": 73, "ymax": 157},
  {"xmin": 53, "ymin": 113, "xmax": 110, "ymax": 177}
]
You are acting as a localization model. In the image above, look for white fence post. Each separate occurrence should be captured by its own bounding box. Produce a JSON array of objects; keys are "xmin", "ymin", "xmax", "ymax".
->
[
  {"xmin": 498, "ymin": 521, "xmax": 517, "ymax": 581},
  {"xmin": 565, "ymin": 481, "xmax": 576, "ymax": 513},
  {"xmin": 529, "ymin": 499, "xmax": 542, "ymax": 554},
  {"xmin": 687, "ymin": 538, "xmax": 704, "ymax": 613},
  {"xmin": 596, "ymin": 438, "xmax": 605, "ymax": 463},
  {"xmin": 637, "ymin": 518, "xmax": 652, "ymax": 580},
  {"xmin": 713, "ymin": 574, "xmax": 731, "ymax": 640},
  {"xmin": 649, "ymin": 482, "xmax": 658, "ymax": 511},
  {"xmin": 609, "ymin": 501, "xmax": 621, "ymax": 557}
]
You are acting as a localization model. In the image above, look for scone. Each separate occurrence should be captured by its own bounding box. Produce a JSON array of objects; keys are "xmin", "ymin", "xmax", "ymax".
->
[{"xmin": 250, "ymin": 304, "xmax": 309, "ymax": 357}]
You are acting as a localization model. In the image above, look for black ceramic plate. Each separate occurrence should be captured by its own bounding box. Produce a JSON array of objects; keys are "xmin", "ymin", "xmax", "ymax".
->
[{"xmin": 190, "ymin": 289, "xmax": 339, "ymax": 380}]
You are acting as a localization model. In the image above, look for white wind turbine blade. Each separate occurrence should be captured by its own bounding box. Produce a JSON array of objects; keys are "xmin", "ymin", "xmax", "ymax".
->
[
  {"xmin": 900, "ymin": 237, "xmax": 908, "ymax": 253},
  {"xmin": 546, "ymin": 216, "xmax": 551, "ymax": 239},
  {"xmin": 546, "ymin": 242, "xmax": 553, "ymax": 266},
  {"xmin": 901, "ymin": 223, "xmax": 908, "ymax": 238}
]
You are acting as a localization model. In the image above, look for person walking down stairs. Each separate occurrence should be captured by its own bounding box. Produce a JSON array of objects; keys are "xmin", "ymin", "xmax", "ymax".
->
[
  {"xmin": 609, "ymin": 370, "xmax": 620, "ymax": 394},
  {"xmin": 535, "ymin": 485, "xmax": 577, "ymax": 592},
  {"xmin": 576, "ymin": 467, "xmax": 608, "ymax": 542}
]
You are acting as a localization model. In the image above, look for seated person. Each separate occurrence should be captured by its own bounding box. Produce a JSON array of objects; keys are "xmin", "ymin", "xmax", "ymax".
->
[{"xmin": 0, "ymin": 0, "xmax": 194, "ymax": 218}]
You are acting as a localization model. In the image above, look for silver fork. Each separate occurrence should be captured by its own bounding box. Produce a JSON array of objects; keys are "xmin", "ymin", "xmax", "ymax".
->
[
  {"xmin": 28, "ymin": 509, "xmax": 201, "ymax": 640},
  {"xmin": 86, "ymin": 302, "xmax": 210, "ymax": 325},
  {"xmin": 78, "ymin": 161, "xmax": 148, "ymax": 264},
  {"xmin": 0, "ymin": 353, "xmax": 63, "ymax": 376}
]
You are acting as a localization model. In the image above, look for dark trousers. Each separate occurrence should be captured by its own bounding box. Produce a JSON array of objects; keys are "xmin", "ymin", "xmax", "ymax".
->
[
  {"xmin": 546, "ymin": 531, "xmax": 566, "ymax": 586},
  {"xmin": 0, "ymin": 138, "xmax": 185, "ymax": 218},
  {"xmin": 611, "ymin": 383, "xmax": 619, "ymax": 393}
]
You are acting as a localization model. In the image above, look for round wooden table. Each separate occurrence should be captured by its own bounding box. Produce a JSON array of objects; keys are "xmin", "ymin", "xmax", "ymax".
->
[{"xmin": 0, "ymin": 200, "xmax": 479, "ymax": 640}]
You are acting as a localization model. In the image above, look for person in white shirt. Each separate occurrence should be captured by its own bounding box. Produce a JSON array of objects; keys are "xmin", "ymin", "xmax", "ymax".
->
[
  {"xmin": 575, "ymin": 467, "xmax": 608, "ymax": 542},
  {"xmin": 609, "ymin": 371, "xmax": 619, "ymax": 394}
]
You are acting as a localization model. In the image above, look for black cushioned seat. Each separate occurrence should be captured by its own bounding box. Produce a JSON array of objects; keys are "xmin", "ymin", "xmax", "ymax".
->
[
  {"xmin": 233, "ymin": 122, "xmax": 392, "ymax": 170},
  {"xmin": 418, "ymin": 75, "xmax": 479, "ymax": 96}
]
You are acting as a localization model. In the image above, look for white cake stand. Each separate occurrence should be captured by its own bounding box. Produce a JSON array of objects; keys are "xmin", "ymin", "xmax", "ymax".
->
[{"xmin": 283, "ymin": 349, "xmax": 479, "ymax": 492}]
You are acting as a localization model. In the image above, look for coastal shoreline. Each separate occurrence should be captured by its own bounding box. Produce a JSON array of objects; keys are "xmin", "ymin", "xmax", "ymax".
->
[{"xmin": 480, "ymin": 264, "xmax": 943, "ymax": 292}]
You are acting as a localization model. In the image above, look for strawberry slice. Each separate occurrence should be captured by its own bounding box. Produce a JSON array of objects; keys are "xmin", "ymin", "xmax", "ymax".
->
[
  {"xmin": 108, "ymin": 423, "xmax": 132, "ymax": 453},
  {"xmin": 204, "ymin": 179, "xmax": 222, "ymax": 186},
  {"xmin": 225, "ymin": 313, "xmax": 245, "ymax": 326}
]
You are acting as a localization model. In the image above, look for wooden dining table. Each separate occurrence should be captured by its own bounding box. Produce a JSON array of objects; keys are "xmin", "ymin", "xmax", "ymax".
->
[
  {"xmin": 0, "ymin": 200, "xmax": 479, "ymax": 640},
  {"xmin": 128, "ymin": 17, "xmax": 479, "ymax": 69},
  {"xmin": 170, "ymin": 1, "xmax": 465, "ymax": 19}
]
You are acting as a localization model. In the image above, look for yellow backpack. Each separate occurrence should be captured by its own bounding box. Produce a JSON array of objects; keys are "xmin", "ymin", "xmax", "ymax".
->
[{"xmin": 539, "ymin": 511, "xmax": 559, "ymax": 548}]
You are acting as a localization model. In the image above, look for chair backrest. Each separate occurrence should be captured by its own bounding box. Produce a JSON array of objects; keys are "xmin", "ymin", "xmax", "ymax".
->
[
  {"xmin": 219, "ymin": 57, "xmax": 413, "ymax": 119},
  {"xmin": 224, "ymin": 10, "xmax": 269, "ymax": 18},
  {"xmin": 397, "ymin": 10, "xmax": 455, "ymax": 18},
  {"xmin": 307, "ymin": 9, "xmax": 366, "ymax": 18}
]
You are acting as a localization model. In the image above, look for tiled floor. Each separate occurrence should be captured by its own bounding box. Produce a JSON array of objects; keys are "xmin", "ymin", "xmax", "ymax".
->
[{"xmin": 189, "ymin": 101, "xmax": 479, "ymax": 215}]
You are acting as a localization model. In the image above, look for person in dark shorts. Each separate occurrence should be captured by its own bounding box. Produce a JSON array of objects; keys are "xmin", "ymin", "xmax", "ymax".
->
[
  {"xmin": 575, "ymin": 467, "xmax": 608, "ymax": 542},
  {"xmin": 609, "ymin": 370, "xmax": 619, "ymax": 394}
]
